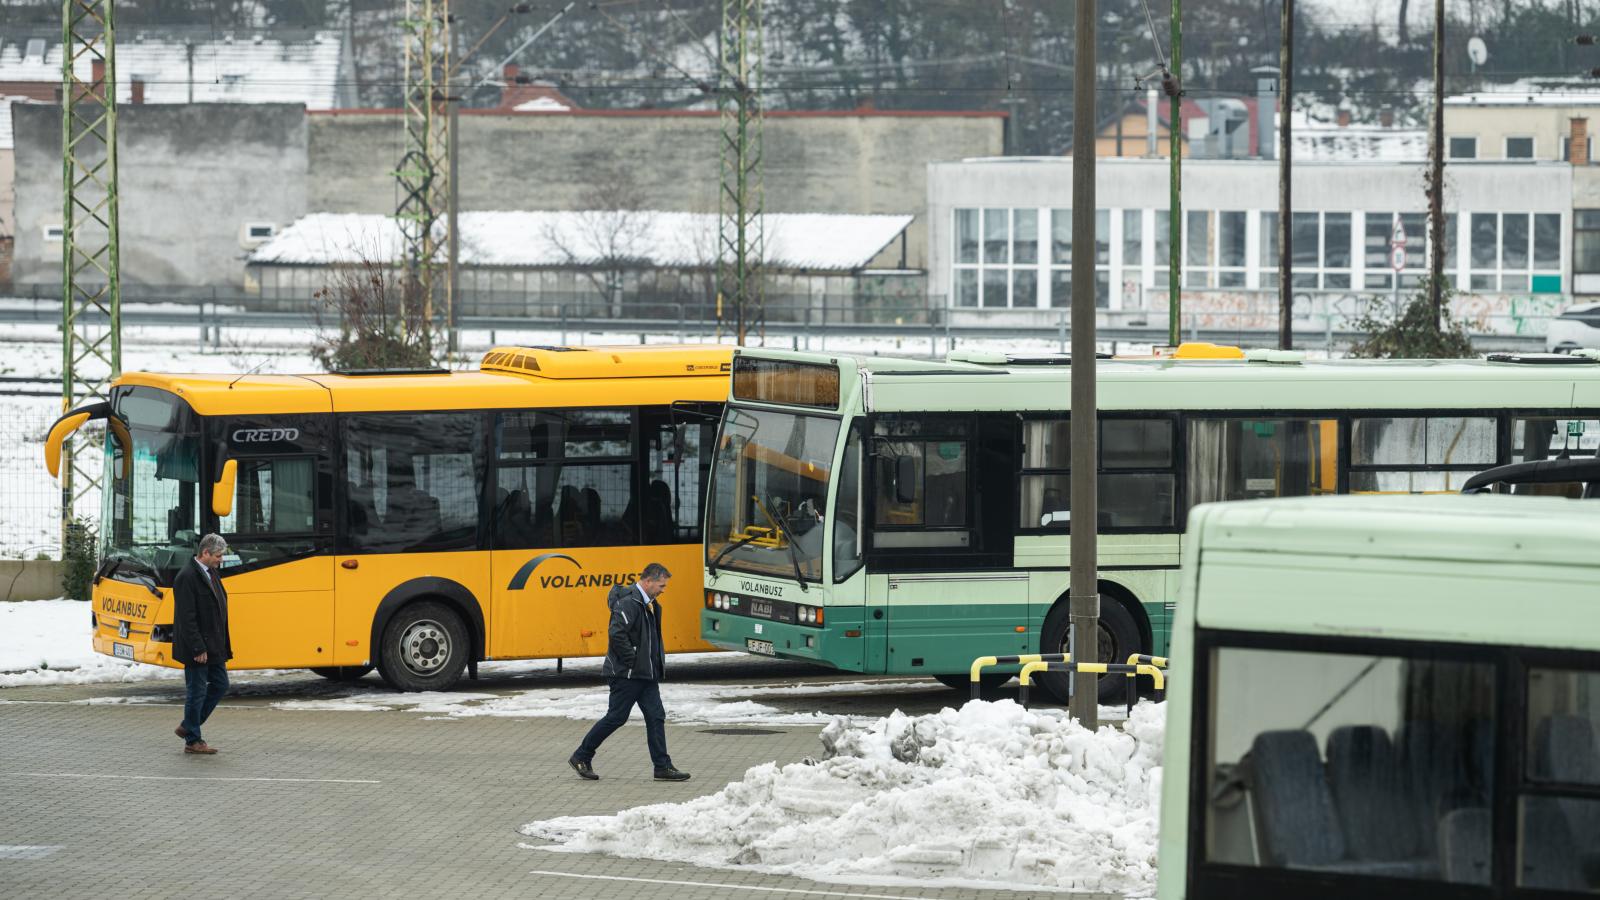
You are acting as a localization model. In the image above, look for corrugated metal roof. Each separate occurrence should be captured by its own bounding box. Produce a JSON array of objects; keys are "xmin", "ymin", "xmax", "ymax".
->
[{"xmin": 248, "ymin": 210, "xmax": 915, "ymax": 272}]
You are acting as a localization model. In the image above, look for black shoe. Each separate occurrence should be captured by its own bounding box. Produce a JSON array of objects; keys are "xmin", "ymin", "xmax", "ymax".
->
[
  {"xmin": 568, "ymin": 755, "xmax": 598, "ymax": 780},
  {"xmin": 653, "ymin": 766, "xmax": 691, "ymax": 782}
]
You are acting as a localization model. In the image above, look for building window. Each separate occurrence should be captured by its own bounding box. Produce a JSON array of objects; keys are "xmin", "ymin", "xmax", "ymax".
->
[
  {"xmin": 1153, "ymin": 210, "xmax": 1172, "ymax": 289},
  {"xmin": 953, "ymin": 208, "xmax": 1041, "ymax": 308},
  {"xmin": 1287, "ymin": 212, "xmax": 1352, "ymax": 289},
  {"xmin": 43, "ymin": 224, "xmax": 64, "ymax": 242},
  {"xmin": 1217, "ymin": 211, "xmax": 1247, "ymax": 287},
  {"xmin": 1260, "ymin": 211, "xmax": 1279, "ymax": 289},
  {"xmin": 1049, "ymin": 208, "xmax": 1110, "ymax": 308},
  {"xmin": 1364, "ymin": 212, "xmax": 1427, "ymax": 289},
  {"xmin": 1505, "ymin": 136, "xmax": 1535, "ymax": 159},
  {"xmin": 1575, "ymin": 211, "xmax": 1600, "ymax": 276},
  {"xmin": 1449, "ymin": 136, "xmax": 1478, "ymax": 159},
  {"xmin": 1563, "ymin": 137, "xmax": 1593, "ymax": 163},
  {"xmin": 1185, "ymin": 210, "xmax": 1211, "ymax": 288},
  {"xmin": 1467, "ymin": 212, "xmax": 1562, "ymax": 292}
]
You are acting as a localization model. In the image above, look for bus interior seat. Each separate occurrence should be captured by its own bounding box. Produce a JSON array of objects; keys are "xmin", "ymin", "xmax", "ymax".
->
[
  {"xmin": 581, "ymin": 487, "xmax": 603, "ymax": 540},
  {"xmin": 1532, "ymin": 714, "xmax": 1600, "ymax": 882},
  {"xmin": 1324, "ymin": 726, "xmax": 1427, "ymax": 865},
  {"xmin": 643, "ymin": 479, "xmax": 675, "ymax": 541},
  {"xmin": 1522, "ymin": 798, "xmax": 1586, "ymax": 891},
  {"xmin": 1247, "ymin": 730, "xmax": 1348, "ymax": 868},
  {"xmin": 497, "ymin": 489, "xmax": 536, "ymax": 547},
  {"xmin": 557, "ymin": 485, "xmax": 583, "ymax": 543},
  {"xmin": 1439, "ymin": 807, "xmax": 1490, "ymax": 884},
  {"xmin": 1401, "ymin": 720, "xmax": 1491, "ymax": 853},
  {"xmin": 1249, "ymin": 729, "xmax": 1437, "ymax": 878}
]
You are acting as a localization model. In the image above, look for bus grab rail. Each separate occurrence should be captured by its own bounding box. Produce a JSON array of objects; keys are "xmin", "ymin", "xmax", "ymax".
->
[
  {"xmin": 968, "ymin": 653, "xmax": 1071, "ymax": 700},
  {"xmin": 1017, "ymin": 661, "xmax": 1166, "ymax": 711}
]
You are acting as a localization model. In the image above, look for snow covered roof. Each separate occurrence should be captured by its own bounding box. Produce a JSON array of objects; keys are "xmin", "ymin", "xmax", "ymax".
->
[
  {"xmin": 513, "ymin": 96, "xmax": 571, "ymax": 112},
  {"xmin": 249, "ymin": 211, "xmax": 915, "ymax": 272},
  {"xmin": 1292, "ymin": 125, "xmax": 1428, "ymax": 161},
  {"xmin": 0, "ymin": 31, "xmax": 346, "ymax": 109},
  {"xmin": 1446, "ymin": 80, "xmax": 1600, "ymax": 107}
]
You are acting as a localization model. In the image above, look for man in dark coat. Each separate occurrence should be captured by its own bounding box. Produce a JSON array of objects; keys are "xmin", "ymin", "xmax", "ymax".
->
[
  {"xmin": 569, "ymin": 562, "xmax": 690, "ymax": 781},
  {"xmin": 172, "ymin": 533, "xmax": 233, "ymax": 754}
]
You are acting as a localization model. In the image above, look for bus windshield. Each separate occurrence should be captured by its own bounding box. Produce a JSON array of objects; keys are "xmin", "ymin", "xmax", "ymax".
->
[
  {"xmin": 705, "ymin": 406, "xmax": 839, "ymax": 582},
  {"xmin": 102, "ymin": 388, "xmax": 202, "ymax": 585}
]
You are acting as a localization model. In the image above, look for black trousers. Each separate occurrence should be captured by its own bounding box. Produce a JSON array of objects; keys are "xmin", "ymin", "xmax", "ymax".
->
[{"xmin": 574, "ymin": 677, "xmax": 671, "ymax": 769}]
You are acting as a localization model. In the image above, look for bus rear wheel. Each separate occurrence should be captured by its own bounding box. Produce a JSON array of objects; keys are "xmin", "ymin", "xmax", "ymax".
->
[
  {"xmin": 1036, "ymin": 598, "xmax": 1142, "ymax": 706},
  {"xmin": 933, "ymin": 673, "xmax": 1012, "ymax": 693},
  {"xmin": 377, "ymin": 601, "xmax": 469, "ymax": 692},
  {"xmin": 309, "ymin": 665, "xmax": 374, "ymax": 682}
]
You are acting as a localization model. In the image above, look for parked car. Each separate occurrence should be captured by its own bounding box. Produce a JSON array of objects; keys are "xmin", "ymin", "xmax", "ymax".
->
[{"xmin": 1548, "ymin": 301, "xmax": 1600, "ymax": 352}]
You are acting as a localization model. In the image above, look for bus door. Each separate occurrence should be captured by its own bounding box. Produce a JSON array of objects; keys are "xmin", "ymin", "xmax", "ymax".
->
[
  {"xmin": 213, "ymin": 416, "xmax": 335, "ymax": 668},
  {"xmin": 337, "ymin": 412, "xmax": 493, "ymax": 666},
  {"xmin": 866, "ymin": 415, "xmax": 1024, "ymax": 675}
]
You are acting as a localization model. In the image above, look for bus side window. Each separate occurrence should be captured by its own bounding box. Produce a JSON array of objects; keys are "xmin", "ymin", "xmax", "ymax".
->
[
  {"xmin": 641, "ymin": 410, "xmax": 711, "ymax": 545},
  {"xmin": 1188, "ymin": 418, "xmax": 1339, "ymax": 506},
  {"xmin": 343, "ymin": 413, "xmax": 485, "ymax": 553},
  {"xmin": 1350, "ymin": 416, "xmax": 1497, "ymax": 494},
  {"xmin": 494, "ymin": 409, "xmax": 637, "ymax": 550}
]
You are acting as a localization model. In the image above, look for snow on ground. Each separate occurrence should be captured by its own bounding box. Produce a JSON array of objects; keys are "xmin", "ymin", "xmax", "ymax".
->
[
  {"xmin": 522, "ymin": 700, "xmax": 1165, "ymax": 896},
  {"xmin": 0, "ymin": 598, "xmax": 181, "ymax": 687},
  {"xmin": 272, "ymin": 673, "xmax": 942, "ymax": 726}
]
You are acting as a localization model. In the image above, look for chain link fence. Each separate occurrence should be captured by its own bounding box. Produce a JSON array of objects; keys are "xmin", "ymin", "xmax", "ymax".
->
[{"xmin": 1, "ymin": 397, "xmax": 101, "ymax": 561}]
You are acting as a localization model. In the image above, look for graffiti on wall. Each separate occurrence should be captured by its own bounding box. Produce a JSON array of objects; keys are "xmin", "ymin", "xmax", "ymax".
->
[{"xmin": 1124, "ymin": 288, "xmax": 1569, "ymax": 336}]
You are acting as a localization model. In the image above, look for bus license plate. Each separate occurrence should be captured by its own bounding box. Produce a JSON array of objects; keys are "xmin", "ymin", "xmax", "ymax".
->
[
  {"xmin": 745, "ymin": 638, "xmax": 775, "ymax": 656},
  {"xmin": 112, "ymin": 642, "xmax": 134, "ymax": 660}
]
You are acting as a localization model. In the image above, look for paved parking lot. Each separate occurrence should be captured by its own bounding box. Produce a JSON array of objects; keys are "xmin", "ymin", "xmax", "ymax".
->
[{"xmin": 0, "ymin": 661, "xmax": 1116, "ymax": 900}]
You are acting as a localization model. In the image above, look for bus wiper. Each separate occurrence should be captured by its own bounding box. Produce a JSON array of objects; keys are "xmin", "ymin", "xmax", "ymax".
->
[
  {"xmin": 759, "ymin": 495, "xmax": 810, "ymax": 593},
  {"xmin": 102, "ymin": 554, "xmax": 161, "ymax": 597},
  {"xmin": 708, "ymin": 530, "xmax": 767, "ymax": 577}
]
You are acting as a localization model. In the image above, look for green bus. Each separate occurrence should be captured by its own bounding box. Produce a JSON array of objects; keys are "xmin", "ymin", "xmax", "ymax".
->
[
  {"xmin": 700, "ymin": 347, "xmax": 1600, "ymax": 702},
  {"xmin": 1157, "ymin": 493, "xmax": 1600, "ymax": 899}
]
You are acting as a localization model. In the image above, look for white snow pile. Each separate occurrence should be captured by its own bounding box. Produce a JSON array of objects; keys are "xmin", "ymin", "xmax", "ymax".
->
[
  {"xmin": 522, "ymin": 699, "xmax": 1164, "ymax": 895},
  {"xmin": 0, "ymin": 599, "xmax": 181, "ymax": 688}
]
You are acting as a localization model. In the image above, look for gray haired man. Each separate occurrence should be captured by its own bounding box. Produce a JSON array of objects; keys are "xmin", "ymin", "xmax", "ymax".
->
[
  {"xmin": 569, "ymin": 562, "xmax": 690, "ymax": 781},
  {"xmin": 172, "ymin": 534, "xmax": 233, "ymax": 754}
]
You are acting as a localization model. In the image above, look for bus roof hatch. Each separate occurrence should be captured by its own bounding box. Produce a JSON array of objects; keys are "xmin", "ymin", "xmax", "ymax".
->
[{"xmin": 479, "ymin": 344, "xmax": 734, "ymax": 379}]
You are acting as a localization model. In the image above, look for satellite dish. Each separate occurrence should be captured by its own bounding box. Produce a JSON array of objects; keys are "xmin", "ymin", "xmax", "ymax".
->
[{"xmin": 1468, "ymin": 36, "xmax": 1489, "ymax": 66}]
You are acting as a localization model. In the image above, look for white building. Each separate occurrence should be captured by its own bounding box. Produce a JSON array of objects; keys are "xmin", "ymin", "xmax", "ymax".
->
[{"xmin": 927, "ymin": 157, "xmax": 1573, "ymax": 326}]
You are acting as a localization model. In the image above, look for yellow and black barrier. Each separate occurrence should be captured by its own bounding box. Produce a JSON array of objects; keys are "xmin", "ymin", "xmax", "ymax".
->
[
  {"xmin": 1125, "ymin": 653, "xmax": 1169, "ymax": 669},
  {"xmin": 968, "ymin": 653, "xmax": 1071, "ymax": 700},
  {"xmin": 1018, "ymin": 661, "xmax": 1166, "ymax": 711}
]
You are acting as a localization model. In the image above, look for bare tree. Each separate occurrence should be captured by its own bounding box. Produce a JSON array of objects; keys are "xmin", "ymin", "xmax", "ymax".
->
[
  {"xmin": 311, "ymin": 256, "xmax": 434, "ymax": 372},
  {"xmin": 542, "ymin": 164, "xmax": 655, "ymax": 319}
]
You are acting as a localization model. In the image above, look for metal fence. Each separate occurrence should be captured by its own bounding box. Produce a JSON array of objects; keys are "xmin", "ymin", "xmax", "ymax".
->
[{"xmin": 1, "ymin": 399, "xmax": 101, "ymax": 561}]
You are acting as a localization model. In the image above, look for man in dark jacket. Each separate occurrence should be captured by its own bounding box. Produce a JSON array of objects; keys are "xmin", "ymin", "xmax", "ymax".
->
[
  {"xmin": 569, "ymin": 562, "xmax": 690, "ymax": 781},
  {"xmin": 172, "ymin": 533, "xmax": 233, "ymax": 755}
]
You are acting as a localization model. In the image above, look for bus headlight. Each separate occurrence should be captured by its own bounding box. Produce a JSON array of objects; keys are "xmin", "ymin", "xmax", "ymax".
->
[{"xmin": 796, "ymin": 605, "xmax": 824, "ymax": 626}]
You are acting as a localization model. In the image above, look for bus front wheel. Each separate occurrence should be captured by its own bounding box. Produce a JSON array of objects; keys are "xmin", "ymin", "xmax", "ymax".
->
[
  {"xmin": 377, "ymin": 601, "xmax": 469, "ymax": 692},
  {"xmin": 1037, "ymin": 598, "xmax": 1142, "ymax": 706},
  {"xmin": 309, "ymin": 665, "xmax": 374, "ymax": 682}
]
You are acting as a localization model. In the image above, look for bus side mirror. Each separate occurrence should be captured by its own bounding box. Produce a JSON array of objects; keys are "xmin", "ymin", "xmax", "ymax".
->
[
  {"xmin": 894, "ymin": 455, "xmax": 917, "ymax": 504},
  {"xmin": 212, "ymin": 459, "xmax": 237, "ymax": 518}
]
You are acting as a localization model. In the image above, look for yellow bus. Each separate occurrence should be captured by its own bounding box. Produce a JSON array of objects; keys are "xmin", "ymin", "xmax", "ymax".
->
[{"xmin": 45, "ymin": 345, "xmax": 732, "ymax": 690}]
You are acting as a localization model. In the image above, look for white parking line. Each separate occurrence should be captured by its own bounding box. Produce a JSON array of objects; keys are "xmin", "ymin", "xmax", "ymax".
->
[
  {"xmin": 0, "ymin": 846, "xmax": 64, "ymax": 860},
  {"xmin": 526, "ymin": 870, "xmax": 934, "ymax": 899},
  {"xmin": 4, "ymin": 772, "xmax": 379, "ymax": 784}
]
